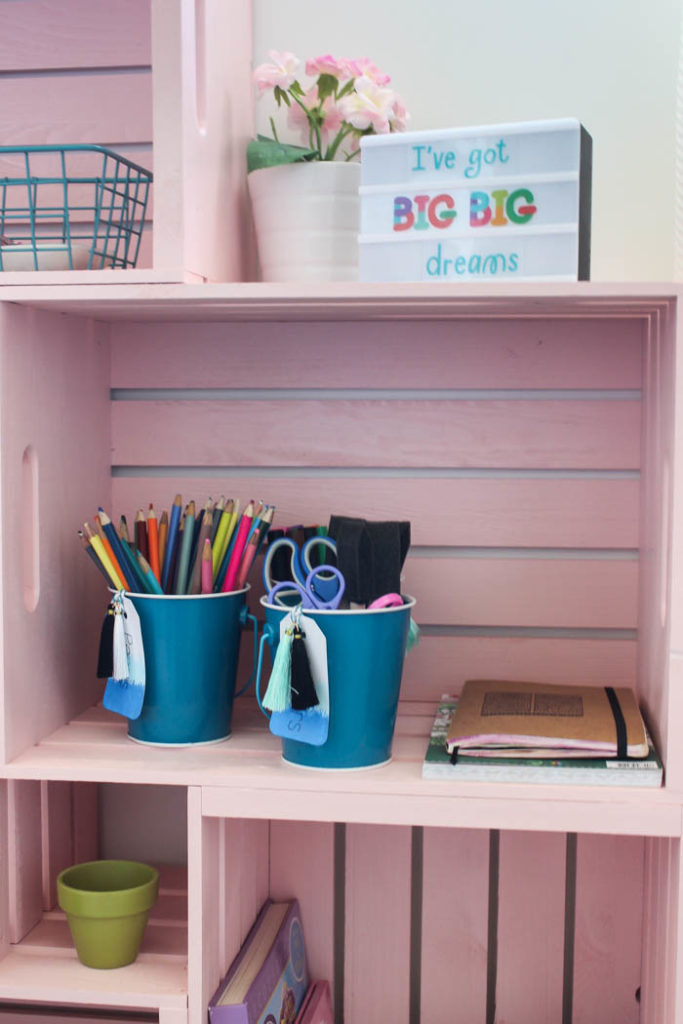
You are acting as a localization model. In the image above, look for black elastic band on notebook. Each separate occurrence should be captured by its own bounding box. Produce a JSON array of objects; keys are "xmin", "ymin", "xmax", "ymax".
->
[
  {"xmin": 604, "ymin": 686, "xmax": 628, "ymax": 759},
  {"xmin": 450, "ymin": 746, "xmax": 459, "ymax": 765}
]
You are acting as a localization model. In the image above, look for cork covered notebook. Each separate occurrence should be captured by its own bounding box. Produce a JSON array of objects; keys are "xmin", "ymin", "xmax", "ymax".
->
[{"xmin": 446, "ymin": 679, "xmax": 649, "ymax": 759}]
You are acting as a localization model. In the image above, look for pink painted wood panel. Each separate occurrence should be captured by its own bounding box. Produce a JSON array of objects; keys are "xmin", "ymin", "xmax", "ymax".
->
[
  {"xmin": 151, "ymin": 0, "xmax": 255, "ymax": 280},
  {"xmin": 269, "ymin": 821, "xmax": 335, "ymax": 991},
  {"xmin": 71, "ymin": 782, "xmax": 99, "ymax": 865},
  {"xmin": 496, "ymin": 831, "xmax": 566, "ymax": 1024},
  {"xmin": 7, "ymin": 781, "xmax": 42, "ymax": 944},
  {"xmin": 111, "ymin": 398, "xmax": 640, "ymax": 470},
  {"xmin": 403, "ymin": 556, "xmax": 637, "ymax": 628},
  {"xmin": 0, "ymin": 73, "xmax": 152, "ymax": 147},
  {"xmin": 639, "ymin": 836, "xmax": 676, "ymax": 1024},
  {"xmin": 400, "ymin": 636, "xmax": 637, "ymax": 702},
  {"xmin": 109, "ymin": 317, "xmax": 643, "ymax": 388},
  {"xmin": 344, "ymin": 824, "xmax": 412, "ymax": 1024},
  {"xmin": 420, "ymin": 828, "xmax": 489, "ymax": 1024},
  {"xmin": 40, "ymin": 781, "xmax": 72, "ymax": 910},
  {"xmin": 0, "ymin": 305, "xmax": 111, "ymax": 763},
  {"xmin": 188, "ymin": 796, "xmax": 219, "ymax": 1024},
  {"xmin": 572, "ymin": 834, "xmax": 645, "ymax": 1024},
  {"xmin": 112, "ymin": 476, "xmax": 639, "ymax": 549},
  {"xmin": 225, "ymin": 818, "xmax": 269, "ymax": 954},
  {"xmin": 0, "ymin": 783, "xmax": 8, "ymax": 956},
  {"xmin": 0, "ymin": 0, "xmax": 151, "ymax": 70}
]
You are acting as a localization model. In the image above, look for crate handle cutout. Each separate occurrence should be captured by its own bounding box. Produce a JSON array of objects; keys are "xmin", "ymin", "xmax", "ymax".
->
[{"xmin": 21, "ymin": 445, "xmax": 39, "ymax": 612}]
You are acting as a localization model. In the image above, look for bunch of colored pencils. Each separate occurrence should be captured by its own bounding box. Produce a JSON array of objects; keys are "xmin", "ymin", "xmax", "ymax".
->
[{"xmin": 78, "ymin": 496, "xmax": 275, "ymax": 596}]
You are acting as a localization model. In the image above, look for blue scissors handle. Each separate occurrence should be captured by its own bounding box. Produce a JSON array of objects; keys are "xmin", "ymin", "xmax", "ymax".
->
[{"xmin": 263, "ymin": 535, "xmax": 338, "ymax": 595}]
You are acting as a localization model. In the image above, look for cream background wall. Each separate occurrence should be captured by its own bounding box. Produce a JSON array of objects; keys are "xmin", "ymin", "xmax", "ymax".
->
[{"xmin": 253, "ymin": 0, "xmax": 681, "ymax": 282}]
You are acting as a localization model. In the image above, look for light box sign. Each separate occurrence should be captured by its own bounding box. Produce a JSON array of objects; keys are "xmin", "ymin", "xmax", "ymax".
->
[{"xmin": 359, "ymin": 118, "xmax": 592, "ymax": 283}]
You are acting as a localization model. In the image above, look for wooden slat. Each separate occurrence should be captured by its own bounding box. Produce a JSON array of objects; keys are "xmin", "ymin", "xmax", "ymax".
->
[
  {"xmin": 0, "ymin": 0, "xmax": 151, "ymax": 71},
  {"xmin": 269, "ymin": 821, "xmax": 335, "ymax": 993},
  {"xmin": 110, "ymin": 317, "xmax": 643, "ymax": 389},
  {"xmin": 40, "ymin": 780, "xmax": 72, "ymax": 911},
  {"xmin": 400, "ymin": 636, "xmax": 637, "ymax": 702},
  {"xmin": 420, "ymin": 828, "xmax": 489, "ymax": 1023},
  {"xmin": 496, "ymin": 831, "xmax": 566, "ymax": 1023},
  {"xmin": 573, "ymin": 834, "xmax": 644, "ymax": 1023},
  {"xmin": 112, "ymin": 475, "xmax": 639, "ymax": 549},
  {"xmin": 111, "ymin": 398, "xmax": 640, "ymax": 470},
  {"xmin": 7, "ymin": 781, "xmax": 42, "ymax": 944},
  {"xmin": 345, "ymin": 824, "xmax": 412, "ymax": 1024},
  {"xmin": 0, "ymin": 72, "xmax": 152, "ymax": 147},
  {"xmin": 403, "ymin": 556, "xmax": 637, "ymax": 629}
]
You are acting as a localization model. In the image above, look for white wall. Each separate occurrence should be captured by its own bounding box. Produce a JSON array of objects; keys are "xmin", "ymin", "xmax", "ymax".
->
[{"xmin": 253, "ymin": 0, "xmax": 681, "ymax": 282}]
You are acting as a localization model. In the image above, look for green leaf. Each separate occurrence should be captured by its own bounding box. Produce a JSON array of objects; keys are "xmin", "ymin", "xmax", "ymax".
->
[
  {"xmin": 247, "ymin": 137, "xmax": 319, "ymax": 173},
  {"xmin": 316, "ymin": 73, "xmax": 338, "ymax": 103}
]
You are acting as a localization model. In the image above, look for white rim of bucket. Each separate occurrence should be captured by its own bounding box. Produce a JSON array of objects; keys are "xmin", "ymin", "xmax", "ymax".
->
[
  {"xmin": 127, "ymin": 733, "xmax": 231, "ymax": 747},
  {"xmin": 111, "ymin": 584, "xmax": 250, "ymax": 601},
  {"xmin": 281, "ymin": 755, "xmax": 392, "ymax": 771},
  {"xmin": 260, "ymin": 593, "xmax": 416, "ymax": 615}
]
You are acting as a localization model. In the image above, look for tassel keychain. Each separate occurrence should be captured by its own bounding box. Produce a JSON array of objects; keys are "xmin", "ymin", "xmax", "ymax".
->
[
  {"xmin": 289, "ymin": 625, "xmax": 319, "ymax": 711},
  {"xmin": 262, "ymin": 616, "xmax": 295, "ymax": 712},
  {"xmin": 96, "ymin": 602, "xmax": 116, "ymax": 678}
]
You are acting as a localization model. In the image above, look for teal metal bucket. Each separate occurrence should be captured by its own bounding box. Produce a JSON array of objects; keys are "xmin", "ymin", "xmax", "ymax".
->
[
  {"xmin": 126, "ymin": 589, "xmax": 254, "ymax": 746},
  {"xmin": 258, "ymin": 596, "xmax": 416, "ymax": 769}
]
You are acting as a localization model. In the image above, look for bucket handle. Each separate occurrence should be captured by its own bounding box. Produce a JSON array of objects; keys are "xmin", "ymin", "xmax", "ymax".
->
[
  {"xmin": 254, "ymin": 621, "xmax": 279, "ymax": 719},
  {"xmin": 234, "ymin": 607, "xmax": 260, "ymax": 698}
]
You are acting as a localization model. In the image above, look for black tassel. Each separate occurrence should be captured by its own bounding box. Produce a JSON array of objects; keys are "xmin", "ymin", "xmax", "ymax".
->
[
  {"xmin": 96, "ymin": 605, "xmax": 115, "ymax": 678},
  {"xmin": 290, "ymin": 626, "xmax": 319, "ymax": 710}
]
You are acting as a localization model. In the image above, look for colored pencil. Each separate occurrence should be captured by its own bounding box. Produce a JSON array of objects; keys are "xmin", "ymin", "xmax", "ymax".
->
[
  {"xmin": 174, "ymin": 500, "xmax": 197, "ymax": 594},
  {"xmin": 93, "ymin": 516, "xmax": 131, "ymax": 590},
  {"xmin": 254, "ymin": 503, "xmax": 275, "ymax": 556},
  {"xmin": 201, "ymin": 538, "xmax": 213, "ymax": 594},
  {"xmin": 135, "ymin": 509, "xmax": 148, "ymax": 560},
  {"xmin": 209, "ymin": 495, "xmax": 226, "ymax": 546},
  {"xmin": 189, "ymin": 508, "xmax": 213, "ymax": 595},
  {"xmin": 83, "ymin": 522, "xmax": 125, "ymax": 590},
  {"xmin": 236, "ymin": 529, "xmax": 259, "ymax": 588},
  {"xmin": 158, "ymin": 509, "xmax": 169, "ymax": 571},
  {"xmin": 161, "ymin": 494, "xmax": 182, "ymax": 592},
  {"xmin": 211, "ymin": 498, "xmax": 234, "ymax": 579},
  {"xmin": 137, "ymin": 551, "xmax": 164, "ymax": 595},
  {"xmin": 147, "ymin": 504, "xmax": 161, "ymax": 582},
  {"xmin": 98, "ymin": 508, "xmax": 145, "ymax": 593},
  {"xmin": 221, "ymin": 501, "xmax": 254, "ymax": 592},
  {"xmin": 78, "ymin": 529, "xmax": 110, "ymax": 584}
]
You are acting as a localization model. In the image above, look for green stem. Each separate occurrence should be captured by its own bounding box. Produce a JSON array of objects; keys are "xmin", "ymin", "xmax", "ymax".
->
[
  {"xmin": 269, "ymin": 116, "xmax": 279, "ymax": 144},
  {"xmin": 288, "ymin": 91, "xmax": 323, "ymax": 158},
  {"xmin": 325, "ymin": 124, "xmax": 355, "ymax": 162}
]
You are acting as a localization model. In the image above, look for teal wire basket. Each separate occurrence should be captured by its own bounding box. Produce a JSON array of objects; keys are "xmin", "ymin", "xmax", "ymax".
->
[{"xmin": 0, "ymin": 145, "xmax": 152, "ymax": 271}]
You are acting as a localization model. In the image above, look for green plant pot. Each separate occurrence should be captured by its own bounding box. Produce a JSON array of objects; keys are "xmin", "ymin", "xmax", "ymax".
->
[{"xmin": 57, "ymin": 860, "xmax": 159, "ymax": 969}]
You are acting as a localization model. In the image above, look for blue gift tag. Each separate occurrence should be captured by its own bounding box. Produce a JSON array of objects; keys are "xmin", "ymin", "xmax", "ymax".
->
[
  {"xmin": 267, "ymin": 613, "xmax": 329, "ymax": 746},
  {"xmin": 269, "ymin": 707, "xmax": 329, "ymax": 746}
]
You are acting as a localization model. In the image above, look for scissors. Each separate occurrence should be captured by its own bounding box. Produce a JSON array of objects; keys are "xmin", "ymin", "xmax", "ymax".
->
[
  {"xmin": 263, "ymin": 534, "xmax": 341, "ymax": 604},
  {"xmin": 267, "ymin": 566, "xmax": 346, "ymax": 610}
]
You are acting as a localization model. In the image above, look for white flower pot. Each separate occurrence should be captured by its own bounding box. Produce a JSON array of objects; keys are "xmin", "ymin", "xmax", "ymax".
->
[{"xmin": 247, "ymin": 161, "xmax": 360, "ymax": 282}]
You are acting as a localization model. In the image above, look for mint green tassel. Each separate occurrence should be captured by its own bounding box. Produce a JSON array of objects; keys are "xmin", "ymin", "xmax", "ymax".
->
[
  {"xmin": 407, "ymin": 617, "xmax": 420, "ymax": 652},
  {"xmin": 263, "ymin": 625, "xmax": 294, "ymax": 712}
]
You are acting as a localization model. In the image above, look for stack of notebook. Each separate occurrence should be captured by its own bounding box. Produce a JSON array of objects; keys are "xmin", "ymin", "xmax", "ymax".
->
[{"xmin": 422, "ymin": 680, "xmax": 663, "ymax": 786}]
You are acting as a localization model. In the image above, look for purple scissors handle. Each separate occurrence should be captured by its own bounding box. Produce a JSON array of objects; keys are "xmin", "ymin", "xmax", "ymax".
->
[
  {"xmin": 268, "ymin": 566, "xmax": 345, "ymax": 610},
  {"xmin": 305, "ymin": 565, "xmax": 345, "ymax": 609}
]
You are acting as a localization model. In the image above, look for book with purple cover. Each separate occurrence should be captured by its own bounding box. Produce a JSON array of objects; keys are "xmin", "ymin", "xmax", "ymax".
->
[
  {"xmin": 209, "ymin": 899, "xmax": 309, "ymax": 1024},
  {"xmin": 294, "ymin": 981, "xmax": 334, "ymax": 1024}
]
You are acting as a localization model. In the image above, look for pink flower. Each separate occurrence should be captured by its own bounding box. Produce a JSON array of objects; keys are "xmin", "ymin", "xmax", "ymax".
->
[
  {"xmin": 338, "ymin": 77, "xmax": 397, "ymax": 134},
  {"xmin": 340, "ymin": 57, "xmax": 391, "ymax": 86},
  {"xmin": 305, "ymin": 54, "xmax": 346, "ymax": 79},
  {"xmin": 389, "ymin": 93, "xmax": 410, "ymax": 132},
  {"xmin": 253, "ymin": 50, "xmax": 300, "ymax": 96},
  {"xmin": 287, "ymin": 86, "xmax": 343, "ymax": 143}
]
